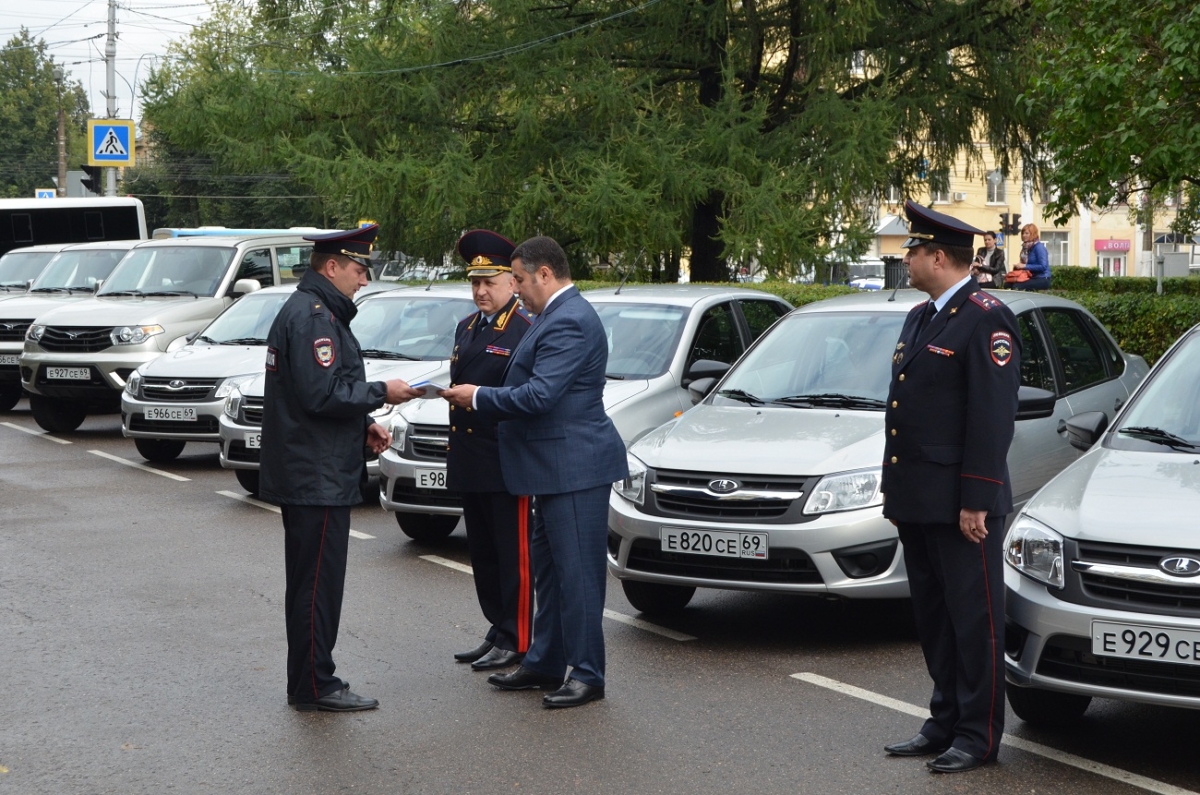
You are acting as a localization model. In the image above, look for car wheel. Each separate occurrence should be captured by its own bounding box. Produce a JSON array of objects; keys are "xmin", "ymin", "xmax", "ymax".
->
[
  {"xmin": 395, "ymin": 512, "xmax": 458, "ymax": 544},
  {"xmin": 0, "ymin": 385, "xmax": 22, "ymax": 412},
  {"xmin": 28, "ymin": 394, "xmax": 86, "ymax": 432},
  {"xmin": 621, "ymin": 579, "xmax": 696, "ymax": 614},
  {"xmin": 1006, "ymin": 685, "xmax": 1091, "ymax": 726},
  {"xmin": 235, "ymin": 468, "xmax": 260, "ymax": 496},
  {"xmin": 134, "ymin": 437, "xmax": 186, "ymax": 462}
]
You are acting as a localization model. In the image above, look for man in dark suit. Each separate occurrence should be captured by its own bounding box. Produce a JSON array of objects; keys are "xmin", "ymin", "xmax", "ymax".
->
[
  {"xmin": 441, "ymin": 236, "xmax": 627, "ymax": 709},
  {"xmin": 445, "ymin": 230, "xmax": 535, "ymax": 672},
  {"xmin": 881, "ymin": 200, "xmax": 1021, "ymax": 772}
]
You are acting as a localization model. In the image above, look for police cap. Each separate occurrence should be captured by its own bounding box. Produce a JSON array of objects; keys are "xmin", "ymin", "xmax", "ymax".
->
[
  {"xmin": 457, "ymin": 229, "xmax": 516, "ymax": 277},
  {"xmin": 305, "ymin": 224, "xmax": 379, "ymax": 263},
  {"xmin": 901, "ymin": 199, "xmax": 984, "ymax": 249}
]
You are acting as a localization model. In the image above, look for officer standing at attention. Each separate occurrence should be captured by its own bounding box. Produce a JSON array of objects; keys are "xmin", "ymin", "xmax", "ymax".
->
[
  {"xmin": 260, "ymin": 224, "xmax": 422, "ymax": 712},
  {"xmin": 881, "ymin": 200, "xmax": 1021, "ymax": 772},
  {"xmin": 446, "ymin": 230, "xmax": 535, "ymax": 672}
]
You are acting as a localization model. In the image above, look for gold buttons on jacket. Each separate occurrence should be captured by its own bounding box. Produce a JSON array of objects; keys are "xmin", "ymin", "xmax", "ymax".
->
[
  {"xmin": 891, "ymin": 429, "xmax": 897, "ymax": 436},
  {"xmin": 891, "ymin": 400, "xmax": 898, "ymax": 408},
  {"xmin": 451, "ymin": 426, "xmax": 457, "ymax": 431},
  {"xmin": 450, "ymin": 405, "xmax": 455, "ymax": 412},
  {"xmin": 466, "ymin": 407, "xmax": 472, "ymax": 412},
  {"xmin": 891, "ymin": 456, "xmax": 898, "ymax": 464},
  {"xmin": 467, "ymin": 428, "xmax": 473, "ymax": 434},
  {"xmin": 898, "ymin": 374, "xmax": 906, "ymax": 382}
]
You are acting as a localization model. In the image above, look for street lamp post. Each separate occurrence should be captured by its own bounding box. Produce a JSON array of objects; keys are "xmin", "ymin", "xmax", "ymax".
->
[{"xmin": 53, "ymin": 66, "xmax": 67, "ymax": 198}]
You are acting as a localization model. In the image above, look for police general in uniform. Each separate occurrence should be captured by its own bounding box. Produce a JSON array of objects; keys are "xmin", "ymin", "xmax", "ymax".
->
[
  {"xmin": 446, "ymin": 230, "xmax": 536, "ymax": 672},
  {"xmin": 260, "ymin": 224, "xmax": 421, "ymax": 712},
  {"xmin": 881, "ymin": 200, "xmax": 1021, "ymax": 772}
]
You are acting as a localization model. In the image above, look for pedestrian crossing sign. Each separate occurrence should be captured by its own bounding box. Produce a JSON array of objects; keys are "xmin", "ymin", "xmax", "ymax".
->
[{"xmin": 87, "ymin": 119, "xmax": 136, "ymax": 167}]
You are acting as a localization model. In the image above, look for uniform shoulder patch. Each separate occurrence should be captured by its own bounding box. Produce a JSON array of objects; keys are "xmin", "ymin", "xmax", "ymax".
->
[
  {"xmin": 514, "ymin": 306, "xmax": 534, "ymax": 324},
  {"xmin": 265, "ymin": 346, "xmax": 278, "ymax": 372},
  {"xmin": 970, "ymin": 292, "xmax": 1002, "ymax": 311},
  {"xmin": 310, "ymin": 301, "xmax": 325, "ymax": 315},
  {"xmin": 313, "ymin": 337, "xmax": 336, "ymax": 368},
  {"xmin": 991, "ymin": 331, "xmax": 1013, "ymax": 366}
]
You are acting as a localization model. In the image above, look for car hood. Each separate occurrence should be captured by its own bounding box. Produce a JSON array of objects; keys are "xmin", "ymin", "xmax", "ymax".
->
[
  {"xmin": 630, "ymin": 403, "xmax": 885, "ymax": 475},
  {"xmin": 602, "ymin": 378, "xmax": 651, "ymax": 411},
  {"xmin": 0, "ymin": 293, "xmax": 98, "ymax": 319},
  {"xmin": 1024, "ymin": 447, "xmax": 1200, "ymax": 546},
  {"xmin": 30, "ymin": 295, "xmax": 226, "ymax": 326},
  {"xmin": 138, "ymin": 344, "xmax": 268, "ymax": 379}
]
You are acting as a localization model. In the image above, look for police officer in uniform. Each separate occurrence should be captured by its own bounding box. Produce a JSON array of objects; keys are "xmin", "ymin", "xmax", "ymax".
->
[
  {"xmin": 447, "ymin": 230, "xmax": 536, "ymax": 671},
  {"xmin": 261, "ymin": 224, "xmax": 421, "ymax": 712},
  {"xmin": 881, "ymin": 200, "xmax": 1021, "ymax": 772}
]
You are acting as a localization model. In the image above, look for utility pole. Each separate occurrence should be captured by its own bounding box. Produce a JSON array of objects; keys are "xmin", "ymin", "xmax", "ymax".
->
[
  {"xmin": 105, "ymin": 0, "xmax": 117, "ymax": 196},
  {"xmin": 54, "ymin": 67, "xmax": 67, "ymax": 197}
]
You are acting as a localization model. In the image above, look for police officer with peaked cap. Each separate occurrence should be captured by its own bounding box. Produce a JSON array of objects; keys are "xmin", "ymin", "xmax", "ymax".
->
[
  {"xmin": 446, "ymin": 230, "xmax": 536, "ymax": 672},
  {"xmin": 881, "ymin": 200, "xmax": 1021, "ymax": 772},
  {"xmin": 260, "ymin": 224, "xmax": 422, "ymax": 712}
]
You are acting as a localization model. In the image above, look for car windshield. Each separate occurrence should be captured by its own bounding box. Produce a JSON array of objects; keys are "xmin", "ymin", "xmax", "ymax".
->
[
  {"xmin": 1112, "ymin": 331, "xmax": 1200, "ymax": 450},
  {"xmin": 593, "ymin": 303, "xmax": 689, "ymax": 379},
  {"xmin": 98, "ymin": 246, "xmax": 235, "ymax": 296},
  {"xmin": 30, "ymin": 248, "xmax": 130, "ymax": 291},
  {"xmin": 351, "ymin": 295, "xmax": 475, "ymax": 360},
  {"xmin": 0, "ymin": 250, "xmax": 56, "ymax": 288},
  {"xmin": 197, "ymin": 291, "xmax": 292, "ymax": 345},
  {"xmin": 713, "ymin": 311, "xmax": 905, "ymax": 408}
]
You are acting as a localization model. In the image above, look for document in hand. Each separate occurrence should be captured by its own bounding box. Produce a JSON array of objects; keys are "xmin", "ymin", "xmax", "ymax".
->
[{"xmin": 409, "ymin": 380, "xmax": 449, "ymax": 399}]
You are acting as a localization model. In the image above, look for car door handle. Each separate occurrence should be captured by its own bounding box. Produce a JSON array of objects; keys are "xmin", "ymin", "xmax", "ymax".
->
[{"xmin": 1057, "ymin": 420, "xmax": 1067, "ymax": 434}]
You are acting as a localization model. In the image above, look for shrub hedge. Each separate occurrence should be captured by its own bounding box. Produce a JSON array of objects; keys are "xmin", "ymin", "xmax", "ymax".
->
[{"xmin": 1049, "ymin": 266, "xmax": 1200, "ymax": 295}]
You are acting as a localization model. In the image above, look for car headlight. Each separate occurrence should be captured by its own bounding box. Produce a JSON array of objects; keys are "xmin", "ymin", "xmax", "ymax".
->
[
  {"xmin": 214, "ymin": 373, "xmax": 256, "ymax": 399},
  {"xmin": 613, "ymin": 453, "xmax": 647, "ymax": 505},
  {"xmin": 223, "ymin": 386, "xmax": 243, "ymax": 420},
  {"xmin": 388, "ymin": 414, "xmax": 409, "ymax": 451},
  {"xmin": 27, "ymin": 324, "xmax": 45, "ymax": 342},
  {"xmin": 111, "ymin": 324, "xmax": 165, "ymax": 345},
  {"xmin": 803, "ymin": 468, "xmax": 883, "ymax": 515},
  {"xmin": 1004, "ymin": 514, "xmax": 1065, "ymax": 589},
  {"xmin": 124, "ymin": 369, "xmax": 142, "ymax": 396}
]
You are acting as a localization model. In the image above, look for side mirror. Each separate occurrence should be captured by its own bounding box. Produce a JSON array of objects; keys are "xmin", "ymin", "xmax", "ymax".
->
[
  {"xmin": 688, "ymin": 376, "xmax": 718, "ymax": 405},
  {"xmin": 92, "ymin": 279, "xmax": 104, "ymax": 293},
  {"xmin": 683, "ymin": 358, "xmax": 729, "ymax": 386},
  {"xmin": 1015, "ymin": 385, "xmax": 1056, "ymax": 421},
  {"xmin": 1064, "ymin": 411, "xmax": 1109, "ymax": 452},
  {"xmin": 230, "ymin": 278, "xmax": 261, "ymax": 297}
]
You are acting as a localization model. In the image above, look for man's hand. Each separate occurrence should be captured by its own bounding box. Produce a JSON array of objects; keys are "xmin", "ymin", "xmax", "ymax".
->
[
  {"xmin": 385, "ymin": 379, "xmax": 423, "ymax": 403},
  {"xmin": 959, "ymin": 508, "xmax": 989, "ymax": 543},
  {"xmin": 366, "ymin": 422, "xmax": 392, "ymax": 454},
  {"xmin": 440, "ymin": 384, "xmax": 477, "ymax": 408}
]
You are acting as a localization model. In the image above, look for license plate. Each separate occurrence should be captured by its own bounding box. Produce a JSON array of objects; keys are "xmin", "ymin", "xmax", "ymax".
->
[
  {"xmin": 47, "ymin": 366, "xmax": 90, "ymax": 380},
  {"xmin": 144, "ymin": 405, "xmax": 197, "ymax": 421},
  {"xmin": 1093, "ymin": 621, "xmax": 1200, "ymax": 667},
  {"xmin": 661, "ymin": 527, "xmax": 769, "ymax": 559},
  {"xmin": 415, "ymin": 467, "xmax": 447, "ymax": 490},
  {"xmin": 0, "ymin": 354, "xmax": 17, "ymax": 366},
  {"xmin": 245, "ymin": 432, "xmax": 261, "ymax": 449}
]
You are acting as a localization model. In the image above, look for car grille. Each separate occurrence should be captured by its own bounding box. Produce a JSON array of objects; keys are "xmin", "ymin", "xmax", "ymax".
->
[
  {"xmin": 1064, "ymin": 540, "xmax": 1200, "ymax": 618},
  {"xmin": 38, "ymin": 326, "xmax": 113, "ymax": 353},
  {"xmin": 407, "ymin": 424, "xmax": 449, "ymax": 461},
  {"xmin": 0, "ymin": 320, "xmax": 32, "ymax": 342},
  {"xmin": 128, "ymin": 415, "xmax": 219, "ymax": 434},
  {"xmin": 1036, "ymin": 635, "xmax": 1200, "ymax": 698},
  {"xmin": 141, "ymin": 377, "xmax": 218, "ymax": 402},
  {"xmin": 625, "ymin": 539, "xmax": 823, "ymax": 584},
  {"xmin": 226, "ymin": 440, "xmax": 260, "ymax": 464},
  {"xmin": 240, "ymin": 396, "xmax": 264, "ymax": 426},
  {"xmin": 649, "ymin": 469, "xmax": 809, "ymax": 521},
  {"xmin": 390, "ymin": 480, "xmax": 462, "ymax": 509}
]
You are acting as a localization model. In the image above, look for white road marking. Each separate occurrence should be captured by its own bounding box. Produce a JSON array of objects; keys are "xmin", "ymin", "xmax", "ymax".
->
[
  {"xmin": 1, "ymin": 421, "xmax": 71, "ymax": 444},
  {"xmin": 88, "ymin": 450, "xmax": 190, "ymax": 481},
  {"xmin": 792, "ymin": 672, "xmax": 1198, "ymax": 795},
  {"xmin": 215, "ymin": 490, "xmax": 375, "ymax": 539},
  {"xmin": 419, "ymin": 555, "xmax": 696, "ymax": 641}
]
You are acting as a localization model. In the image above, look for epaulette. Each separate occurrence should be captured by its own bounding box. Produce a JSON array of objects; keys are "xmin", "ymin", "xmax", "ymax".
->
[
  {"xmin": 969, "ymin": 292, "xmax": 1001, "ymax": 311},
  {"xmin": 310, "ymin": 300, "xmax": 331, "ymax": 319},
  {"xmin": 514, "ymin": 306, "xmax": 533, "ymax": 324}
]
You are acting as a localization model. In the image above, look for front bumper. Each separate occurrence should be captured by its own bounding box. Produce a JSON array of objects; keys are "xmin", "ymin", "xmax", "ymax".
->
[
  {"xmin": 1005, "ymin": 566, "xmax": 1200, "ymax": 710},
  {"xmin": 217, "ymin": 410, "xmax": 384, "ymax": 477},
  {"xmin": 377, "ymin": 447, "xmax": 462, "ymax": 516},
  {"xmin": 21, "ymin": 347, "xmax": 162, "ymax": 405},
  {"xmin": 0, "ymin": 341, "xmax": 21, "ymax": 384},
  {"xmin": 121, "ymin": 394, "xmax": 224, "ymax": 442},
  {"xmin": 606, "ymin": 490, "xmax": 908, "ymax": 599}
]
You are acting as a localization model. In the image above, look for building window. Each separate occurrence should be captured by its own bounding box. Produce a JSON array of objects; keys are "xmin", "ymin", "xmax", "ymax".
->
[
  {"xmin": 930, "ymin": 186, "xmax": 950, "ymax": 204},
  {"xmin": 1042, "ymin": 231, "xmax": 1069, "ymax": 267},
  {"xmin": 986, "ymin": 171, "xmax": 1006, "ymax": 204},
  {"xmin": 884, "ymin": 185, "xmax": 902, "ymax": 204}
]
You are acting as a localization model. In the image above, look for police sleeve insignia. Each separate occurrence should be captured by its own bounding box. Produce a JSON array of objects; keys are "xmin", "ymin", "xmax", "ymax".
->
[
  {"xmin": 313, "ymin": 337, "xmax": 336, "ymax": 368},
  {"xmin": 990, "ymin": 331, "xmax": 1013, "ymax": 366},
  {"xmin": 265, "ymin": 347, "xmax": 278, "ymax": 372}
]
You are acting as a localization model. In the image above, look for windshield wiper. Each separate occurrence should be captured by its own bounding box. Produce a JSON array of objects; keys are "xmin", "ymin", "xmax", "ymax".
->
[
  {"xmin": 773, "ymin": 393, "xmax": 888, "ymax": 409},
  {"xmin": 716, "ymin": 388, "xmax": 764, "ymax": 405},
  {"xmin": 605, "ymin": 373, "xmax": 626, "ymax": 380},
  {"xmin": 1117, "ymin": 426, "xmax": 1200, "ymax": 450},
  {"xmin": 360, "ymin": 348, "xmax": 420, "ymax": 360},
  {"xmin": 145, "ymin": 290, "xmax": 199, "ymax": 297},
  {"xmin": 0, "ymin": 283, "xmax": 24, "ymax": 290},
  {"xmin": 64, "ymin": 286, "xmax": 94, "ymax": 293},
  {"xmin": 102, "ymin": 290, "xmax": 145, "ymax": 297},
  {"xmin": 219, "ymin": 337, "xmax": 268, "ymax": 345},
  {"xmin": 30, "ymin": 286, "xmax": 70, "ymax": 293},
  {"xmin": 196, "ymin": 335, "xmax": 221, "ymax": 345}
]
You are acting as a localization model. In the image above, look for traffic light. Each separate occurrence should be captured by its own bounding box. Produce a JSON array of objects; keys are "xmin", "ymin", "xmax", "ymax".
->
[
  {"xmin": 80, "ymin": 164, "xmax": 102, "ymax": 195},
  {"xmin": 999, "ymin": 213, "xmax": 1010, "ymax": 233},
  {"xmin": 1010, "ymin": 213, "xmax": 1022, "ymax": 235}
]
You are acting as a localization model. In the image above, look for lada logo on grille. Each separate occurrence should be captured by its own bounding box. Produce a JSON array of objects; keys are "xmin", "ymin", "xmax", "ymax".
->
[
  {"xmin": 708, "ymin": 479, "xmax": 740, "ymax": 494},
  {"xmin": 1, "ymin": 323, "xmax": 13, "ymax": 330},
  {"xmin": 1160, "ymin": 556, "xmax": 1200, "ymax": 577},
  {"xmin": 168, "ymin": 379, "xmax": 187, "ymax": 389},
  {"xmin": 66, "ymin": 331, "xmax": 79, "ymax": 339}
]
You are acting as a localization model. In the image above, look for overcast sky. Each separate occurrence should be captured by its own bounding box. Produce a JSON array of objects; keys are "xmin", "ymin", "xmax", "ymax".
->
[{"xmin": 0, "ymin": 0, "xmax": 212, "ymax": 122}]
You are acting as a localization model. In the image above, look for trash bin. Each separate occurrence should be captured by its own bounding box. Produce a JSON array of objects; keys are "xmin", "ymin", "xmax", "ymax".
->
[{"xmin": 882, "ymin": 255, "xmax": 906, "ymax": 290}]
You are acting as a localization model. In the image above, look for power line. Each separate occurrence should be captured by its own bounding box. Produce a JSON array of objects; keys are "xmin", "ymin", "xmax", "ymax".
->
[{"xmin": 33, "ymin": 0, "xmax": 102, "ymax": 39}]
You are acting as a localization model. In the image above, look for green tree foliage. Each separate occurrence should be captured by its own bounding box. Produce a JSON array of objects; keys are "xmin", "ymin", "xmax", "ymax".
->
[
  {"xmin": 1033, "ymin": 0, "xmax": 1200, "ymax": 230},
  {"xmin": 146, "ymin": 0, "xmax": 1038, "ymax": 279},
  {"xmin": 0, "ymin": 30, "xmax": 90, "ymax": 198}
]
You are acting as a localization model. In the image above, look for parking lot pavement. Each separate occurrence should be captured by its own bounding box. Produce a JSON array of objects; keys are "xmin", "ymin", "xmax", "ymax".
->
[{"xmin": 2, "ymin": 402, "xmax": 1198, "ymax": 795}]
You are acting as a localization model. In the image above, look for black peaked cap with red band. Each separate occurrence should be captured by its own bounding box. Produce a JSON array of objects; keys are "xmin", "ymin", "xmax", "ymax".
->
[
  {"xmin": 305, "ymin": 224, "xmax": 379, "ymax": 263},
  {"xmin": 457, "ymin": 229, "xmax": 516, "ymax": 277},
  {"xmin": 901, "ymin": 199, "xmax": 985, "ymax": 249}
]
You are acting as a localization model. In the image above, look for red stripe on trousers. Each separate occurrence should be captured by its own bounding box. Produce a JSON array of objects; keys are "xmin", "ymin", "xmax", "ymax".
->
[
  {"xmin": 517, "ymin": 496, "xmax": 531, "ymax": 653},
  {"xmin": 310, "ymin": 508, "xmax": 329, "ymax": 699},
  {"xmin": 980, "ymin": 542, "xmax": 998, "ymax": 758}
]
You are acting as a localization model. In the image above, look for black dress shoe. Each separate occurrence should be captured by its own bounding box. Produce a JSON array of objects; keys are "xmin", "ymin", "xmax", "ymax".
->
[
  {"xmin": 454, "ymin": 639, "xmax": 495, "ymax": 663},
  {"xmin": 487, "ymin": 665, "xmax": 563, "ymax": 691},
  {"xmin": 927, "ymin": 747, "xmax": 987, "ymax": 773},
  {"xmin": 884, "ymin": 733, "xmax": 950, "ymax": 757},
  {"xmin": 471, "ymin": 647, "xmax": 524, "ymax": 671},
  {"xmin": 542, "ymin": 677, "xmax": 605, "ymax": 708},
  {"xmin": 293, "ymin": 686, "xmax": 379, "ymax": 712}
]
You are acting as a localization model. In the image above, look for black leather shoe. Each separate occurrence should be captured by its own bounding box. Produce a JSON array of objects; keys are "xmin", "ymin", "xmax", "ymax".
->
[
  {"xmin": 542, "ymin": 678, "xmax": 605, "ymax": 708},
  {"xmin": 487, "ymin": 665, "xmax": 562, "ymax": 691},
  {"xmin": 927, "ymin": 747, "xmax": 987, "ymax": 773},
  {"xmin": 471, "ymin": 647, "xmax": 524, "ymax": 671},
  {"xmin": 454, "ymin": 640, "xmax": 494, "ymax": 663},
  {"xmin": 884, "ymin": 734, "xmax": 950, "ymax": 757},
  {"xmin": 293, "ymin": 686, "xmax": 379, "ymax": 712}
]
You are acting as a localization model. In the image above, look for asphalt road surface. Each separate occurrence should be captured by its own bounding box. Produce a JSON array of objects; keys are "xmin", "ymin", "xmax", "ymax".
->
[{"xmin": 2, "ymin": 401, "xmax": 1198, "ymax": 795}]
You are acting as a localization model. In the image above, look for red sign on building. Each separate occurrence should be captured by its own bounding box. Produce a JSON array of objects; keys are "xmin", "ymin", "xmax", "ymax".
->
[{"xmin": 1095, "ymin": 239, "xmax": 1131, "ymax": 252}]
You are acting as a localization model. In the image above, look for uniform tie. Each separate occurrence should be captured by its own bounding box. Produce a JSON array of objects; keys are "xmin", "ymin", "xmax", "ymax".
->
[
  {"xmin": 473, "ymin": 314, "xmax": 490, "ymax": 340},
  {"xmin": 917, "ymin": 302, "xmax": 936, "ymax": 335}
]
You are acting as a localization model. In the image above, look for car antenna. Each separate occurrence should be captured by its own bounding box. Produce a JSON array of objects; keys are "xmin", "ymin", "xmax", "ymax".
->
[
  {"xmin": 887, "ymin": 263, "xmax": 904, "ymax": 302},
  {"xmin": 615, "ymin": 248, "xmax": 645, "ymax": 295}
]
